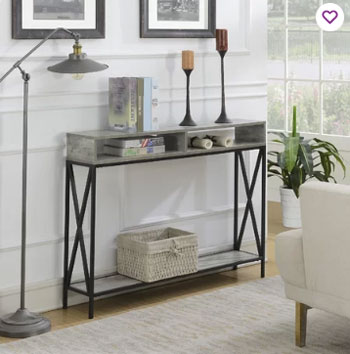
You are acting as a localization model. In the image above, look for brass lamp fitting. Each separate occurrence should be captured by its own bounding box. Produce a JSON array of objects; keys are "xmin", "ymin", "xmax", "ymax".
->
[{"xmin": 73, "ymin": 42, "xmax": 82, "ymax": 55}]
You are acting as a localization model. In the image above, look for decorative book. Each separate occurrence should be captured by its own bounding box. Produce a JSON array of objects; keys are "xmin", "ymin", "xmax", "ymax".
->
[
  {"xmin": 109, "ymin": 77, "xmax": 138, "ymax": 132},
  {"xmin": 107, "ymin": 137, "xmax": 164, "ymax": 148},
  {"xmin": 109, "ymin": 77, "xmax": 159, "ymax": 133},
  {"xmin": 137, "ymin": 78, "xmax": 153, "ymax": 132},
  {"xmin": 104, "ymin": 145, "xmax": 166, "ymax": 157}
]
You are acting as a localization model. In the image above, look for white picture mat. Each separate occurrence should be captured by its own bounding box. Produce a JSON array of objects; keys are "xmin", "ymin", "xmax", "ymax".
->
[
  {"xmin": 148, "ymin": 0, "xmax": 208, "ymax": 30},
  {"xmin": 22, "ymin": 0, "xmax": 96, "ymax": 29}
]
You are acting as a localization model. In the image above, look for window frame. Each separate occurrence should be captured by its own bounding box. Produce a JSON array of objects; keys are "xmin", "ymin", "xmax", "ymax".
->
[{"xmin": 268, "ymin": 0, "xmax": 350, "ymax": 138}]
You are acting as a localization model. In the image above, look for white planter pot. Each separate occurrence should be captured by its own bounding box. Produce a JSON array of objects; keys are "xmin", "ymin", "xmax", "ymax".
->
[{"xmin": 280, "ymin": 187, "xmax": 301, "ymax": 228}]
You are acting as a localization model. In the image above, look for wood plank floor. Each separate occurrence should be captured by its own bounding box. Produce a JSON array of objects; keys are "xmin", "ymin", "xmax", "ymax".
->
[{"xmin": 0, "ymin": 202, "xmax": 288, "ymax": 344}]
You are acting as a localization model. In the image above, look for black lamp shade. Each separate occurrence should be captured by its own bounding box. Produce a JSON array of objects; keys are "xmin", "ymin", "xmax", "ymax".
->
[{"xmin": 48, "ymin": 53, "xmax": 108, "ymax": 74}]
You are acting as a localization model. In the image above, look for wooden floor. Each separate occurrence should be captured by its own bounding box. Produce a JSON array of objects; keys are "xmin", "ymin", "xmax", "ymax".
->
[{"xmin": 0, "ymin": 202, "xmax": 288, "ymax": 344}]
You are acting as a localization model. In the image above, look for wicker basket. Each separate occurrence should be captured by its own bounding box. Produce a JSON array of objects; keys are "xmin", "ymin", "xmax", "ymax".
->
[{"xmin": 117, "ymin": 228, "xmax": 198, "ymax": 283}]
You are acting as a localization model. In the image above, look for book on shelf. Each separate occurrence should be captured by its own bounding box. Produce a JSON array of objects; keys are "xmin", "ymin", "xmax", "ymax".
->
[
  {"xmin": 152, "ymin": 79, "xmax": 160, "ymax": 131},
  {"xmin": 109, "ymin": 77, "xmax": 160, "ymax": 133},
  {"xmin": 109, "ymin": 77, "xmax": 138, "ymax": 132},
  {"xmin": 137, "ymin": 78, "xmax": 153, "ymax": 132},
  {"xmin": 107, "ymin": 137, "xmax": 165, "ymax": 149},
  {"xmin": 104, "ymin": 145, "xmax": 166, "ymax": 157}
]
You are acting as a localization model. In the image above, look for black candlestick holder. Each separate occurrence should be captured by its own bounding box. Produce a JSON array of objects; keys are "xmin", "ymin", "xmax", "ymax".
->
[
  {"xmin": 180, "ymin": 69, "xmax": 196, "ymax": 126},
  {"xmin": 215, "ymin": 50, "xmax": 232, "ymax": 124}
]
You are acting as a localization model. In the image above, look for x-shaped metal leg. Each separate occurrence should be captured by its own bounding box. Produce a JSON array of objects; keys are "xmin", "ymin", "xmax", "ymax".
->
[
  {"xmin": 234, "ymin": 147, "xmax": 266, "ymax": 277},
  {"xmin": 63, "ymin": 162, "xmax": 97, "ymax": 318}
]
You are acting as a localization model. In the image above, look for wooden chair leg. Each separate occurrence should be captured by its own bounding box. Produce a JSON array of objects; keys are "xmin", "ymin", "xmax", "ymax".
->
[{"xmin": 295, "ymin": 302, "xmax": 308, "ymax": 347}]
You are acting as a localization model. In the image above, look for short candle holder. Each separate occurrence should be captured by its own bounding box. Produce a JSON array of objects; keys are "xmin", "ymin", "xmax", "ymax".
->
[
  {"xmin": 215, "ymin": 50, "xmax": 232, "ymax": 124},
  {"xmin": 179, "ymin": 69, "xmax": 196, "ymax": 127}
]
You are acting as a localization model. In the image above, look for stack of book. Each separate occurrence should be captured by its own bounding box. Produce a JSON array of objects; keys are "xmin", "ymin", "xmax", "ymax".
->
[
  {"xmin": 109, "ymin": 77, "xmax": 159, "ymax": 132},
  {"xmin": 104, "ymin": 137, "xmax": 165, "ymax": 157}
]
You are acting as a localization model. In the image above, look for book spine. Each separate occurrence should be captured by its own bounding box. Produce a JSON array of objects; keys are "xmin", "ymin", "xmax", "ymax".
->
[
  {"xmin": 129, "ymin": 78, "xmax": 138, "ymax": 130},
  {"xmin": 143, "ymin": 78, "xmax": 153, "ymax": 131},
  {"xmin": 104, "ymin": 145, "xmax": 165, "ymax": 157},
  {"xmin": 152, "ymin": 79, "xmax": 160, "ymax": 131},
  {"xmin": 137, "ymin": 78, "xmax": 145, "ymax": 132},
  {"xmin": 109, "ymin": 77, "xmax": 130, "ymax": 130},
  {"xmin": 107, "ymin": 137, "xmax": 165, "ymax": 148}
]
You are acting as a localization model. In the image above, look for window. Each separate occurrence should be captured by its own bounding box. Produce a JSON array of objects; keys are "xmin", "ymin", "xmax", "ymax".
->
[{"xmin": 268, "ymin": 0, "xmax": 350, "ymax": 137}]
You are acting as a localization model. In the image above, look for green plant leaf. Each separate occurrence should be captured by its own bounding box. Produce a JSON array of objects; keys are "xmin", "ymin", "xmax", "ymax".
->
[
  {"xmin": 289, "ymin": 166, "xmax": 301, "ymax": 198},
  {"xmin": 268, "ymin": 169, "xmax": 282, "ymax": 175},
  {"xmin": 269, "ymin": 132, "xmax": 287, "ymax": 141},
  {"xmin": 285, "ymin": 137, "xmax": 300, "ymax": 173},
  {"xmin": 299, "ymin": 143, "xmax": 313, "ymax": 175},
  {"xmin": 319, "ymin": 152, "xmax": 331, "ymax": 180},
  {"xmin": 311, "ymin": 140, "xmax": 346, "ymax": 178},
  {"xmin": 272, "ymin": 139, "xmax": 284, "ymax": 144},
  {"xmin": 277, "ymin": 152, "xmax": 286, "ymax": 170}
]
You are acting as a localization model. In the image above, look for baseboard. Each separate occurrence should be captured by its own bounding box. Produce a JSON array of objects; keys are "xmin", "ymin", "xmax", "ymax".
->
[{"xmin": 0, "ymin": 240, "xmax": 262, "ymax": 316}]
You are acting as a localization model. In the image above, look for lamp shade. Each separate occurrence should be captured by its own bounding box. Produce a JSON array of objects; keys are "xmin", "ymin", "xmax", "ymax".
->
[{"xmin": 48, "ymin": 53, "xmax": 108, "ymax": 74}]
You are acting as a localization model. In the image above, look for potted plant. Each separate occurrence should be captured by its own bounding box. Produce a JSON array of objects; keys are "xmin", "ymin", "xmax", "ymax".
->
[{"xmin": 268, "ymin": 106, "xmax": 346, "ymax": 228}]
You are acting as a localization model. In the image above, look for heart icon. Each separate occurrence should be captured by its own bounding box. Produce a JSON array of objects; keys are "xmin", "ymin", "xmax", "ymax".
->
[{"xmin": 322, "ymin": 10, "xmax": 338, "ymax": 24}]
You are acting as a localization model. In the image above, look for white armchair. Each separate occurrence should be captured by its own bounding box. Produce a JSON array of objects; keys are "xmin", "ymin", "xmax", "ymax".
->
[{"xmin": 275, "ymin": 181, "xmax": 350, "ymax": 347}]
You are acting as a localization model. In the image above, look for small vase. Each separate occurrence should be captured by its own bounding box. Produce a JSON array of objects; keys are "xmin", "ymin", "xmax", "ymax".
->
[{"xmin": 280, "ymin": 187, "xmax": 301, "ymax": 228}]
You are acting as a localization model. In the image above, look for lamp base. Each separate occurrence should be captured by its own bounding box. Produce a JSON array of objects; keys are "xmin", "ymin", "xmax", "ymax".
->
[
  {"xmin": 0, "ymin": 309, "xmax": 51, "ymax": 338},
  {"xmin": 215, "ymin": 112, "xmax": 232, "ymax": 124},
  {"xmin": 179, "ymin": 114, "xmax": 197, "ymax": 126}
]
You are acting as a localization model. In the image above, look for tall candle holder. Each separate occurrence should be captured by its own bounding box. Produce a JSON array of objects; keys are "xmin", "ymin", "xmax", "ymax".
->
[
  {"xmin": 180, "ymin": 50, "xmax": 196, "ymax": 126},
  {"xmin": 215, "ymin": 29, "xmax": 232, "ymax": 124},
  {"xmin": 180, "ymin": 69, "xmax": 196, "ymax": 126}
]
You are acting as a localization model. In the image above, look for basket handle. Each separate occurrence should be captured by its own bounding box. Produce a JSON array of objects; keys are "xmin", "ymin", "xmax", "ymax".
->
[{"xmin": 169, "ymin": 239, "xmax": 183, "ymax": 257}]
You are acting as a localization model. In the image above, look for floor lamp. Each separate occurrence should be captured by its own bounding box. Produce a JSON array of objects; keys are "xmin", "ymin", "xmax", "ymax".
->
[{"xmin": 0, "ymin": 28, "xmax": 108, "ymax": 338}]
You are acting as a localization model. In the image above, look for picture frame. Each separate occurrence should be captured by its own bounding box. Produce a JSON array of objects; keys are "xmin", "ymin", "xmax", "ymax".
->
[
  {"xmin": 140, "ymin": 0, "xmax": 216, "ymax": 38},
  {"xmin": 12, "ymin": 0, "xmax": 105, "ymax": 39}
]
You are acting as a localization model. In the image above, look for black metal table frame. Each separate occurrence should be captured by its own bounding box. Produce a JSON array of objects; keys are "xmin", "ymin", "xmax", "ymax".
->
[{"xmin": 63, "ymin": 145, "xmax": 266, "ymax": 319}]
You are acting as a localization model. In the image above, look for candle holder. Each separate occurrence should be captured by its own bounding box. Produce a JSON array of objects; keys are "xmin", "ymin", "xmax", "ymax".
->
[
  {"xmin": 180, "ymin": 69, "xmax": 196, "ymax": 126},
  {"xmin": 215, "ymin": 50, "xmax": 232, "ymax": 124}
]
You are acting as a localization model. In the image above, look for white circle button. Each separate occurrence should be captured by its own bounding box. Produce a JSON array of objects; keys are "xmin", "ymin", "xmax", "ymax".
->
[{"xmin": 316, "ymin": 3, "xmax": 344, "ymax": 32}]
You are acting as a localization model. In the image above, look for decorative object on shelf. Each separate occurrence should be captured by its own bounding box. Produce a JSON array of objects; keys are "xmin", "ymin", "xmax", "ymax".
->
[
  {"xmin": 215, "ymin": 29, "xmax": 232, "ymax": 124},
  {"xmin": 109, "ymin": 77, "xmax": 138, "ymax": 132},
  {"xmin": 152, "ymin": 78, "xmax": 160, "ymax": 131},
  {"xmin": 12, "ymin": 0, "xmax": 105, "ymax": 39},
  {"xmin": 180, "ymin": 50, "xmax": 196, "ymax": 126},
  {"xmin": 104, "ymin": 144, "xmax": 166, "ymax": 157},
  {"xmin": 0, "ymin": 27, "xmax": 108, "ymax": 339},
  {"xmin": 137, "ymin": 77, "xmax": 153, "ymax": 132},
  {"xmin": 206, "ymin": 135, "xmax": 234, "ymax": 148},
  {"xmin": 268, "ymin": 106, "xmax": 346, "ymax": 228},
  {"xmin": 140, "ymin": 0, "xmax": 216, "ymax": 38},
  {"xmin": 109, "ymin": 77, "xmax": 158, "ymax": 132},
  {"xmin": 189, "ymin": 137, "xmax": 213, "ymax": 150},
  {"xmin": 117, "ymin": 228, "xmax": 198, "ymax": 283}
]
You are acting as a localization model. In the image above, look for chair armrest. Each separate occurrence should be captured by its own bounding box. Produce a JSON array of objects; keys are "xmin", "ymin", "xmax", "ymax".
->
[{"xmin": 275, "ymin": 229, "xmax": 306, "ymax": 289}]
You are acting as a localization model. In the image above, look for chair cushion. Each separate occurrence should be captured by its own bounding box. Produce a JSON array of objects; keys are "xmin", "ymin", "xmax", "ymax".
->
[{"xmin": 275, "ymin": 229, "xmax": 306, "ymax": 289}]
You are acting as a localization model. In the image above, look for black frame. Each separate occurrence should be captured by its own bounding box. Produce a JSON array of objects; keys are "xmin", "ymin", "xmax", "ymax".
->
[
  {"xmin": 140, "ymin": 0, "xmax": 216, "ymax": 38},
  {"xmin": 63, "ymin": 146, "xmax": 266, "ymax": 319},
  {"xmin": 12, "ymin": 0, "xmax": 105, "ymax": 39}
]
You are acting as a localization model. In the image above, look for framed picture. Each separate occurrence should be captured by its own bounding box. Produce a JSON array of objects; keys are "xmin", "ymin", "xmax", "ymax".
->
[
  {"xmin": 12, "ymin": 0, "xmax": 105, "ymax": 39},
  {"xmin": 140, "ymin": 0, "xmax": 216, "ymax": 38}
]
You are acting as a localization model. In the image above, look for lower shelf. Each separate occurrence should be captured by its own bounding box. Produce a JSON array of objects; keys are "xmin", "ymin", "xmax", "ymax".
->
[{"xmin": 69, "ymin": 250, "xmax": 262, "ymax": 297}]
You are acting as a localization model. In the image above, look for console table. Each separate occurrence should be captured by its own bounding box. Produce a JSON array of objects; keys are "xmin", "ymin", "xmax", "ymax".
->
[{"xmin": 63, "ymin": 120, "xmax": 266, "ymax": 319}]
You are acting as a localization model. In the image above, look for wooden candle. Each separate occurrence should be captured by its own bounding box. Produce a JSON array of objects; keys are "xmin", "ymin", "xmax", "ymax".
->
[
  {"xmin": 182, "ymin": 50, "xmax": 194, "ymax": 70},
  {"xmin": 216, "ymin": 29, "xmax": 228, "ymax": 52}
]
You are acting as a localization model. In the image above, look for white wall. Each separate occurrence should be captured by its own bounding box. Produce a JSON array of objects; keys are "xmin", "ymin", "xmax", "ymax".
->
[{"xmin": 0, "ymin": 0, "xmax": 267, "ymax": 315}]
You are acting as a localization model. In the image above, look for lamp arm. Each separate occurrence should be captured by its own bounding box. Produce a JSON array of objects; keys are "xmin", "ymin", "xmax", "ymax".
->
[{"xmin": 0, "ymin": 27, "xmax": 80, "ymax": 83}]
